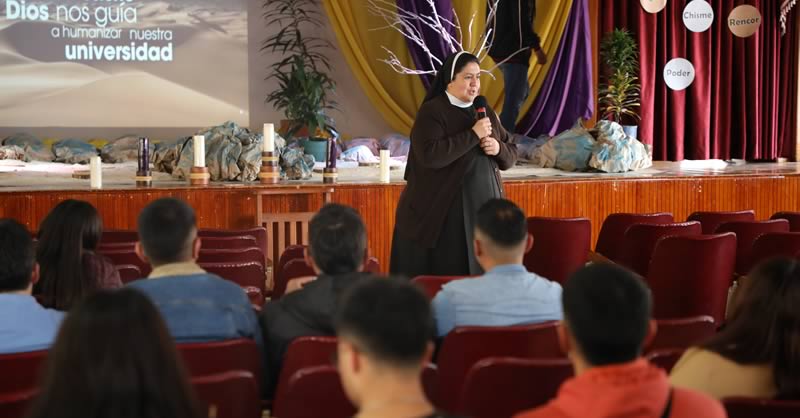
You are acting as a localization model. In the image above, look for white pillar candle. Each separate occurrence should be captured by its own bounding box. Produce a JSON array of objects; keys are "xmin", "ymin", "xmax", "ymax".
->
[
  {"xmin": 89, "ymin": 156, "xmax": 102, "ymax": 189},
  {"xmin": 379, "ymin": 149, "xmax": 390, "ymax": 183},
  {"xmin": 263, "ymin": 123, "xmax": 275, "ymax": 152},
  {"xmin": 193, "ymin": 135, "xmax": 205, "ymax": 167}
]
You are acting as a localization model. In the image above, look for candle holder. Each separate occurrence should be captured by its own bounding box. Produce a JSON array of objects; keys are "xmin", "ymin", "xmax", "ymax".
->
[
  {"xmin": 189, "ymin": 166, "xmax": 210, "ymax": 186},
  {"xmin": 135, "ymin": 137, "xmax": 152, "ymax": 187},
  {"xmin": 322, "ymin": 138, "xmax": 337, "ymax": 184},
  {"xmin": 259, "ymin": 151, "xmax": 280, "ymax": 184},
  {"xmin": 323, "ymin": 167, "xmax": 338, "ymax": 184}
]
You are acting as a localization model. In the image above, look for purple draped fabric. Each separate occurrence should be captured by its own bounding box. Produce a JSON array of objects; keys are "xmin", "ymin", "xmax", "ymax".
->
[
  {"xmin": 516, "ymin": 0, "xmax": 594, "ymax": 136},
  {"xmin": 396, "ymin": 0, "xmax": 456, "ymax": 89}
]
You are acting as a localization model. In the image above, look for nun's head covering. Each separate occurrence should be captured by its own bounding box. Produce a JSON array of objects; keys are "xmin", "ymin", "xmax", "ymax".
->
[{"xmin": 423, "ymin": 51, "xmax": 481, "ymax": 103}]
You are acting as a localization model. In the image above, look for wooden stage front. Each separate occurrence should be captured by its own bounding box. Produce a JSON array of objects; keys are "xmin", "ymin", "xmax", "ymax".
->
[{"xmin": 1, "ymin": 161, "xmax": 799, "ymax": 272}]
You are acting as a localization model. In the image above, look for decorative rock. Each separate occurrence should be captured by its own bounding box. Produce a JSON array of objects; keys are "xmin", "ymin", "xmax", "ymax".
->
[
  {"xmin": 0, "ymin": 145, "xmax": 28, "ymax": 161},
  {"xmin": 281, "ymin": 147, "xmax": 314, "ymax": 180},
  {"xmin": 52, "ymin": 139, "xmax": 98, "ymax": 164},
  {"xmin": 2, "ymin": 133, "xmax": 53, "ymax": 161},
  {"xmin": 101, "ymin": 135, "xmax": 155, "ymax": 163}
]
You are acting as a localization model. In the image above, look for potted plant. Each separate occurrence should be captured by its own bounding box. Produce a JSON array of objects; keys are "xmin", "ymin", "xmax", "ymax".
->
[
  {"xmin": 262, "ymin": 0, "xmax": 337, "ymax": 164},
  {"xmin": 599, "ymin": 28, "xmax": 641, "ymax": 139}
]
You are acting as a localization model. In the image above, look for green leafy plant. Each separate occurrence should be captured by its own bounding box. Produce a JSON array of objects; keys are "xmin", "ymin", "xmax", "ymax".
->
[
  {"xmin": 262, "ymin": 0, "xmax": 336, "ymax": 140},
  {"xmin": 599, "ymin": 28, "xmax": 641, "ymax": 124}
]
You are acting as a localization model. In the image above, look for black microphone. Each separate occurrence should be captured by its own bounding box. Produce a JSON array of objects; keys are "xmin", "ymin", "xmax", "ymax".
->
[{"xmin": 474, "ymin": 95, "xmax": 487, "ymax": 119}]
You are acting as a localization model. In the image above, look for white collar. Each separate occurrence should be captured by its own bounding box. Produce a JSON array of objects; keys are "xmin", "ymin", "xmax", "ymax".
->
[{"xmin": 445, "ymin": 91, "xmax": 473, "ymax": 108}]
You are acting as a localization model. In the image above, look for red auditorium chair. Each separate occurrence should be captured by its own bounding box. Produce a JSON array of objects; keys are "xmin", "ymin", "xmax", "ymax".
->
[
  {"xmin": 716, "ymin": 219, "xmax": 790, "ymax": 275},
  {"xmin": 619, "ymin": 222, "xmax": 702, "ymax": 277},
  {"xmin": 686, "ymin": 210, "xmax": 755, "ymax": 235},
  {"xmin": 99, "ymin": 248, "xmax": 152, "ymax": 276},
  {"xmin": 274, "ymin": 336, "xmax": 338, "ymax": 405},
  {"xmin": 411, "ymin": 275, "xmax": 470, "ymax": 299},
  {"xmin": 0, "ymin": 389, "xmax": 37, "ymax": 418},
  {"xmin": 436, "ymin": 322, "xmax": 562, "ymax": 412},
  {"xmin": 647, "ymin": 316, "xmax": 716, "ymax": 352},
  {"xmin": 191, "ymin": 371, "xmax": 261, "ymax": 418},
  {"xmin": 646, "ymin": 234, "xmax": 737, "ymax": 324},
  {"xmin": 750, "ymin": 232, "xmax": 800, "ymax": 269},
  {"xmin": 458, "ymin": 357, "xmax": 573, "ymax": 418},
  {"xmin": 198, "ymin": 248, "xmax": 264, "ymax": 266},
  {"xmin": 0, "ymin": 350, "xmax": 47, "ymax": 395},
  {"xmin": 524, "ymin": 217, "xmax": 591, "ymax": 284},
  {"xmin": 724, "ymin": 397, "xmax": 800, "ymax": 418},
  {"xmin": 199, "ymin": 227, "xmax": 267, "ymax": 255},
  {"xmin": 97, "ymin": 241, "xmax": 136, "ymax": 251},
  {"xmin": 771, "ymin": 212, "xmax": 800, "ymax": 232},
  {"xmin": 177, "ymin": 339, "xmax": 262, "ymax": 393},
  {"xmin": 100, "ymin": 229, "xmax": 138, "ymax": 244},
  {"xmin": 273, "ymin": 256, "xmax": 381, "ymax": 299},
  {"xmin": 114, "ymin": 264, "xmax": 143, "ymax": 284},
  {"xmin": 595, "ymin": 213, "xmax": 674, "ymax": 262},
  {"xmin": 273, "ymin": 365, "xmax": 355, "ymax": 418},
  {"xmin": 199, "ymin": 236, "xmax": 258, "ymax": 250},
  {"xmin": 645, "ymin": 348, "xmax": 685, "ymax": 373},
  {"xmin": 199, "ymin": 261, "xmax": 266, "ymax": 307},
  {"xmin": 276, "ymin": 245, "xmax": 307, "ymax": 276}
]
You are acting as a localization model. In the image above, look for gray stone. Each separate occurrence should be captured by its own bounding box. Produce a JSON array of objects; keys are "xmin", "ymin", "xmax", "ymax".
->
[
  {"xmin": 281, "ymin": 147, "xmax": 314, "ymax": 180},
  {"xmin": 0, "ymin": 145, "xmax": 28, "ymax": 161},
  {"xmin": 2, "ymin": 133, "xmax": 53, "ymax": 161},
  {"xmin": 100, "ymin": 135, "xmax": 155, "ymax": 164},
  {"xmin": 52, "ymin": 139, "xmax": 97, "ymax": 164}
]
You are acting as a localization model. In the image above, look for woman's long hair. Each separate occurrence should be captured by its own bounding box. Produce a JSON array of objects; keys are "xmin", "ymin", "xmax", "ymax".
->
[
  {"xmin": 423, "ymin": 52, "xmax": 481, "ymax": 103},
  {"xmin": 34, "ymin": 199, "xmax": 103, "ymax": 310},
  {"xmin": 25, "ymin": 288, "xmax": 204, "ymax": 418},
  {"xmin": 702, "ymin": 258, "xmax": 800, "ymax": 398}
]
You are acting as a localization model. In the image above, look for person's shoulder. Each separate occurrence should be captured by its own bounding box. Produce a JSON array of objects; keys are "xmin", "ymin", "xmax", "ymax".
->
[{"xmin": 671, "ymin": 386, "xmax": 726, "ymax": 418}]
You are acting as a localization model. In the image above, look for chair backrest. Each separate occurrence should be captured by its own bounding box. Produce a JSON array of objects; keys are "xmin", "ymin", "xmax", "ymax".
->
[
  {"xmin": 595, "ymin": 213, "xmax": 674, "ymax": 262},
  {"xmin": 771, "ymin": 212, "xmax": 800, "ymax": 232},
  {"xmin": 198, "ymin": 248, "xmax": 265, "ymax": 267},
  {"xmin": 645, "ymin": 348, "xmax": 685, "ymax": 373},
  {"xmin": 273, "ymin": 258, "xmax": 316, "ymax": 299},
  {"xmin": 0, "ymin": 389, "xmax": 37, "ymax": 418},
  {"xmin": 458, "ymin": 357, "xmax": 573, "ymax": 418},
  {"xmin": 524, "ymin": 217, "xmax": 591, "ymax": 284},
  {"xmin": 115, "ymin": 264, "xmax": 143, "ymax": 284},
  {"xmin": 411, "ymin": 275, "xmax": 470, "ymax": 299},
  {"xmin": 199, "ymin": 236, "xmax": 258, "ymax": 250},
  {"xmin": 750, "ymin": 232, "xmax": 800, "ymax": 270},
  {"xmin": 198, "ymin": 262, "xmax": 266, "ymax": 307},
  {"xmin": 723, "ymin": 397, "xmax": 800, "ymax": 418},
  {"xmin": 436, "ymin": 322, "xmax": 562, "ymax": 412},
  {"xmin": 272, "ymin": 365, "xmax": 356, "ymax": 418},
  {"xmin": 273, "ymin": 336, "xmax": 338, "ymax": 411},
  {"xmin": 191, "ymin": 371, "xmax": 261, "ymax": 418},
  {"xmin": 0, "ymin": 350, "xmax": 47, "ymax": 394},
  {"xmin": 687, "ymin": 210, "xmax": 756, "ymax": 235},
  {"xmin": 100, "ymin": 229, "xmax": 139, "ymax": 245},
  {"xmin": 620, "ymin": 221, "xmax": 702, "ymax": 276},
  {"xmin": 99, "ymin": 248, "xmax": 152, "ymax": 277},
  {"xmin": 199, "ymin": 227, "xmax": 267, "ymax": 258},
  {"xmin": 716, "ymin": 219, "xmax": 791, "ymax": 275},
  {"xmin": 276, "ymin": 245, "xmax": 307, "ymax": 278},
  {"xmin": 177, "ymin": 339, "xmax": 262, "ymax": 394},
  {"xmin": 647, "ymin": 234, "xmax": 737, "ymax": 324},
  {"xmin": 648, "ymin": 316, "xmax": 716, "ymax": 352}
]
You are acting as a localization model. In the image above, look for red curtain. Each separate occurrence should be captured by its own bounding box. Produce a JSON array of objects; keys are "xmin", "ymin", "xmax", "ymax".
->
[{"xmin": 601, "ymin": 1, "xmax": 798, "ymax": 161}]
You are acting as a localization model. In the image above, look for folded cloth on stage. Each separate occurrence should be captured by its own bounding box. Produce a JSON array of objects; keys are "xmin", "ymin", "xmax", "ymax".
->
[
  {"xmin": 52, "ymin": 139, "xmax": 97, "ymax": 164},
  {"xmin": 3, "ymin": 133, "xmax": 53, "ymax": 162},
  {"xmin": 342, "ymin": 145, "xmax": 379, "ymax": 163},
  {"xmin": 589, "ymin": 120, "xmax": 652, "ymax": 173},
  {"xmin": 532, "ymin": 125, "xmax": 595, "ymax": 171},
  {"xmin": 0, "ymin": 145, "xmax": 28, "ymax": 162},
  {"xmin": 379, "ymin": 134, "xmax": 410, "ymax": 157},
  {"xmin": 101, "ymin": 135, "xmax": 155, "ymax": 163},
  {"xmin": 513, "ymin": 134, "xmax": 549, "ymax": 162},
  {"xmin": 345, "ymin": 137, "xmax": 380, "ymax": 156}
]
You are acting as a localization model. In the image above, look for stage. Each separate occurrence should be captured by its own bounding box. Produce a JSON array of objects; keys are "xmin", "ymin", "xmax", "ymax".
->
[{"xmin": 1, "ymin": 160, "xmax": 798, "ymax": 271}]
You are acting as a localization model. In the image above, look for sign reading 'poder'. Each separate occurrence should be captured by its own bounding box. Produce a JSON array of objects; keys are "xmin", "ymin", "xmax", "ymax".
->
[
  {"xmin": 728, "ymin": 5, "xmax": 762, "ymax": 38},
  {"xmin": 683, "ymin": 0, "xmax": 714, "ymax": 33},
  {"xmin": 663, "ymin": 58, "xmax": 695, "ymax": 91}
]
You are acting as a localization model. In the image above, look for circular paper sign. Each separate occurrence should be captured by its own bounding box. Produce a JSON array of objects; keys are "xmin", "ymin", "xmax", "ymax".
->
[
  {"xmin": 683, "ymin": 0, "xmax": 714, "ymax": 33},
  {"xmin": 641, "ymin": 0, "xmax": 667, "ymax": 14},
  {"xmin": 728, "ymin": 5, "xmax": 762, "ymax": 38},
  {"xmin": 663, "ymin": 58, "xmax": 695, "ymax": 91}
]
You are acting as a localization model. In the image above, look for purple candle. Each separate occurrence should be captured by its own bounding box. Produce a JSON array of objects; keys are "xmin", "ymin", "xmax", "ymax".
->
[
  {"xmin": 138, "ymin": 137, "xmax": 149, "ymax": 172},
  {"xmin": 328, "ymin": 138, "xmax": 337, "ymax": 169}
]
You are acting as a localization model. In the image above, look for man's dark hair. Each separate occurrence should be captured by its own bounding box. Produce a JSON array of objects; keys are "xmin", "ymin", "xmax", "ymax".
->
[
  {"xmin": 0, "ymin": 219, "xmax": 35, "ymax": 292},
  {"xmin": 475, "ymin": 198, "xmax": 528, "ymax": 247},
  {"xmin": 137, "ymin": 198, "xmax": 196, "ymax": 265},
  {"xmin": 563, "ymin": 263, "xmax": 652, "ymax": 366},
  {"xmin": 308, "ymin": 204, "xmax": 367, "ymax": 275},
  {"xmin": 335, "ymin": 277, "xmax": 434, "ymax": 368}
]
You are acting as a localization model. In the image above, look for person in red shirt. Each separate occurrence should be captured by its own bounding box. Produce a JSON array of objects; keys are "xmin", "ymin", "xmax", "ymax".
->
[{"xmin": 516, "ymin": 263, "xmax": 726, "ymax": 418}]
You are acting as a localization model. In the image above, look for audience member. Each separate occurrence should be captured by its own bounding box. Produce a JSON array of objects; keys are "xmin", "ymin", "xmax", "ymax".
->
[
  {"xmin": 335, "ymin": 278, "xmax": 458, "ymax": 418},
  {"xmin": 432, "ymin": 198, "xmax": 561, "ymax": 336},
  {"xmin": 0, "ymin": 219, "xmax": 64, "ymax": 354},
  {"xmin": 516, "ymin": 263, "xmax": 726, "ymax": 418},
  {"xmin": 261, "ymin": 203, "xmax": 370, "ymax": 396},
  {"xmin": 128, "ymin": 198, "xmax": 261, "ymax": 345},
  {"xmin": 671, "ymin": 257, "xmax": 800, "ymax": 399},
  {"xmin": 24, "ymin": 288, "xmax": 204, "ymax": 418},
  {"xmin": 35, "ymin": 199, "xmax": 121, "ymax": 310}
]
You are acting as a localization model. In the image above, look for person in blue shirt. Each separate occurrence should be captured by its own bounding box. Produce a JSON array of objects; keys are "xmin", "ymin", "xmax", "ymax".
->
[
  {"xmin": 432, "ymin": 198, "xmax": 562, "ymax": 336},
  {"xmin": 0, "ymin": 219, "xmax": 64, "ymax": 354}
]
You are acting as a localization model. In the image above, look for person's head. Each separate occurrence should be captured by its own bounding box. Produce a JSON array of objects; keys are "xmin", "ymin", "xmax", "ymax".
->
[
  {"xmin": 25, "ymin": 288, "xmax": 203, "ymax": 418},
  {"xmin": 306, "ymin": 204, "xmax": 367, "ymax": 275},
  {"xmin": 424, "ymin": 51, "xmax": 481, "ymax": 103},
  {"xmin": 0, "ymin": 219, "xmax": 38, "ymax": 294},
  {"xmin": 35, "ymin": 200, "xmax": 103, "ymax": 310},
  {"xmin": 136, "ymin": 198, "xmax": 200, "ymax": 267},
  {"xmin": 703, "ymin": 257, "xmax": 800, "ymax": 398},
  {"xmin": 560, "ymin": 263, "xmax": 654, "ymax": 371},
  {"xmin": 473, "ymin": 199, "xmax": 533, "ymax": 269},
  {"xmin": 334, "ymin": 277, "xmax": 434, "ymax": 407}
]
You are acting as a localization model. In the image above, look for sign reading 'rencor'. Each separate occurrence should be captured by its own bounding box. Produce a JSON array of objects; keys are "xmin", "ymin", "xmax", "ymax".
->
[
  {"xmin": 728, "ymin": 5, "xmax": 762, "ymax": 38},
  {"xmin": 683, "ymin": 0, "xmax": 714, "ymax": 33},
  {"xmin": 663, "ymin": 58, "xmax": 695, "ymax": 91}
]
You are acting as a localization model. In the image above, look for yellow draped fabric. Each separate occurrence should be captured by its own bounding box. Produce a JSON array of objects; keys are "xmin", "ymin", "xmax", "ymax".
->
[{"xmin": 323, "ymin": 0, "xmax": 573, "ymax": 134}]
